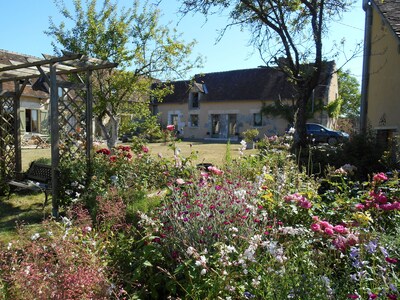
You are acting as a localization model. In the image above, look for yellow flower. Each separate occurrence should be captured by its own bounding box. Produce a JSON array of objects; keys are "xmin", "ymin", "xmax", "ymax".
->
[{"xmin": 352, "ymin": 211, "xmax": 373, "ymax": 227}]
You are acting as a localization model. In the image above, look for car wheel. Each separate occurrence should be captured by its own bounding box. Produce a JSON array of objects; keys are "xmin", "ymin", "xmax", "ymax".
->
[{"xmin": 327, "ymin": 137, "xmax": 337, "ymax": 146}]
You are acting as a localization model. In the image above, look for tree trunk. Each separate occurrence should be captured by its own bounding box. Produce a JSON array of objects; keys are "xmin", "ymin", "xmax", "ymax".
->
[
  {"xmin": 293, "ymin": 96, "xmax": 308, "ymax": 150},
  {"xmin": 96, "ymin": 114, "xmax": 120, "ymax": 150}
]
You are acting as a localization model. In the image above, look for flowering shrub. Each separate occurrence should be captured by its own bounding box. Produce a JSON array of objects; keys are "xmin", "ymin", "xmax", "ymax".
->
[
  {"xmin": 0, "ymin": 221, "xmax": 112, "ymax": 299},
  {"xmin": 1, "ymin": 140, "xmax": 400, "ymax": 299}
]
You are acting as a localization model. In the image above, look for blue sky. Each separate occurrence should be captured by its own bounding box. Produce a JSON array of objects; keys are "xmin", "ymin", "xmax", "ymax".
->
[{"xmin": 0, "ymin": 0, "xmax": 365, "ymax": 82}]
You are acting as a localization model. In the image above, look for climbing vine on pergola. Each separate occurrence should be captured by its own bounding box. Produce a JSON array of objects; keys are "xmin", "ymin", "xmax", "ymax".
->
[{"xmin": 0, "ymin": 51, "xmax": 117, "ymax": 216}]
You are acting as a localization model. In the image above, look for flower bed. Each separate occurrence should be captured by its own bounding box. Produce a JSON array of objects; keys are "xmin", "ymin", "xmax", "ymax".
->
[{"xmin": 1, "ymin": 141, "xmax": 399, "ymax": 299}]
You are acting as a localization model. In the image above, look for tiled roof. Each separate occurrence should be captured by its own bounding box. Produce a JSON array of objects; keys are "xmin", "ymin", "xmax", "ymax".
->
[
  {"xmin": 0, "ymin": 49, "xmax": 48, "ymax": 99},
  {"xmin": 374, "ymin": 0, "xmax": 400, "ymax": 39},
  {"xmin": 158, "ymin": 62, "xmax": 335, "ymax": 104}
]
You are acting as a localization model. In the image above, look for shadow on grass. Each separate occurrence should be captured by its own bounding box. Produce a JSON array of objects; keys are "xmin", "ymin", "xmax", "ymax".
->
[{"xmin": 0, "ymin": 191, "xmax": 51, "ymax": 242}]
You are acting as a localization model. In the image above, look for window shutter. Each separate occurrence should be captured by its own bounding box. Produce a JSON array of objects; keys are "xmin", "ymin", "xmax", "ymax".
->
[
  {"xmin": 19, "ymin": 108, "xmax": 26, "ymax": 133},
  {"xmin": 40, "ymin": 110, "xmax": 49, "ymax": 134}
]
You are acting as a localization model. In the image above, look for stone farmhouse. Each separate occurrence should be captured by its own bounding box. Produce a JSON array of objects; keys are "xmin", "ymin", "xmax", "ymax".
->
[{"xmin": 153, "ymin": 64, "xmax": 339, "ymax": 141}]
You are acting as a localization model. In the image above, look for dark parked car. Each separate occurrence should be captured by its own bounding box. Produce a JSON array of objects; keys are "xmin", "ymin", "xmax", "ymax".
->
[
  {"xmin": 120, "ymin": 132, "xmax": 133, "ymax": 143},
  {"xmin": 306, "ymin": 123, "xmax": 349, "ymax": 145}
]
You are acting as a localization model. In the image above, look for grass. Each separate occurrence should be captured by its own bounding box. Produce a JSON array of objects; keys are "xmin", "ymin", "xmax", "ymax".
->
[
  {"xmin": 0, "ymin": 192, "xmax": 52, "ymax": 243},
  {"xmin": 1, "ymin": 141, "xmax": 256, "ymax": 243},
  {"xmin": 20, "ymin": 141, "xmax": 254, "ymax": 169}
]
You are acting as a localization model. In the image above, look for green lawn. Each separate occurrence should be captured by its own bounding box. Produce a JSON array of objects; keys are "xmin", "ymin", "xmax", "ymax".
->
[{"xmin": 21, "ymin": 141, "xmax": 255, "ymax": 169}]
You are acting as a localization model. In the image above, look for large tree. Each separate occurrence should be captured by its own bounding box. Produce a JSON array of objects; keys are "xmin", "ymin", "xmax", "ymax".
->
[
  {"xmin": 338, "ymin": 69, "xmax": 361, "ymax": 119},
  {"xmin": 46, "ymin": 0, "xmax": 201, "ymax": 148},
  {"xmin": 178, "ymin": 0, "xmax": 354, "ymax": 149}
]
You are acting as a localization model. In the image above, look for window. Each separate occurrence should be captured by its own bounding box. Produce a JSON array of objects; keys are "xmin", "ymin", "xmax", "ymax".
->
[
  {"xmin": 190, "ymin": 114, "xmax": 199, "ymax": 127},
  {"xmin": 211, "ymin": 114, "xmax": 220, "ymax": 137},
  {"xmin": 228, "ymin": 114, "xmax": 237, "ymax": 137},
  {"xmin": 170, "ymin": 114, "xmax": 178, "ymax": 127},
  {"xmin": 190, "ymin": 92, "xmax": 200, "ymax": 109},
  {"xmin": 253, "ymin": 113, "xmax": 262, "ymax": 127},
  {"xmin": 26, "ymin": 109, "xmax": 39, "ymax": 133}
]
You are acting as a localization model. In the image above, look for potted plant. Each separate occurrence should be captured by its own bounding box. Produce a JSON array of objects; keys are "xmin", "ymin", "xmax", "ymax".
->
[{"xmin": 242, "ymin": 128, "xmax": 259, "ymax": 149}]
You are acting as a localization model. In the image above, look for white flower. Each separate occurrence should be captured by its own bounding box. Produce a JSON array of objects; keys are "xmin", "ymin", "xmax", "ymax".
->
[
  {"xmin": 187, "ymin": 246, "xmax": 195, "ymax": 256},
  {"xmin": 7, "ymin": 242, "xmax": 12, "ymax": 250},
  {"xmin": 200, "ymin": 268, "xmax": 207, "ymax": 275},
  {"xmin": 61, "ymin": 216, "xmax": 72, "ymax": 227},
  {"xmin": 252, "ymin": 276, "xmax": 261, "ymax": 287},
  {"xmin": 176, "ymin": 178, "xmax": 185, "ymax": 185},
  {"xmin": 288, "ymin": 127, "xmax": 295, "ymax": 134},
  {"xmin": 226, "ymin": 245, "xmax": 237, "ymax": 253},
  {"xmin": 25, "ymin": 265, "xmax": 31, "ymax": 275},
  {"xmin": 31, "ymin": 233, "xmax": 40, "ymax": 241}
]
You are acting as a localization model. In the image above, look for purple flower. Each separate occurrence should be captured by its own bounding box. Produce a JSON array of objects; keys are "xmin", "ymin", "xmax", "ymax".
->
[{"xmin": 364, "ymin": 240, "xmax": 378, "ymax": 254}]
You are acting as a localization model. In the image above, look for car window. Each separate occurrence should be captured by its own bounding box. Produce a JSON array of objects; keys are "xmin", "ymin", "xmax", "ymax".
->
[{"xmin": 308, "ymin": 124, "xmax": 320, "ymax": 131}]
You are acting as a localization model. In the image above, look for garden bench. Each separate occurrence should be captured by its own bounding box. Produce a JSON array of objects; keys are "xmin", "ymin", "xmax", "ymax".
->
[{"xmin": 7, "ymin": 162, "xmax": 52, "ymax": 208}]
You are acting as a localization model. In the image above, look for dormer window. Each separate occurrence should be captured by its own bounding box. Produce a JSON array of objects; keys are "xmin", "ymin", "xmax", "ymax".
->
[{"xmin": 190, "ymin": 92, "xmax": 200, "ymax": 109}]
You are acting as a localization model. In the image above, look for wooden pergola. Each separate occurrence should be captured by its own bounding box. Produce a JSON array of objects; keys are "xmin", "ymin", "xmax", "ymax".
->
[{"xmin": 0, "ymin": 51, "xmax": 117, "ymax": 216}]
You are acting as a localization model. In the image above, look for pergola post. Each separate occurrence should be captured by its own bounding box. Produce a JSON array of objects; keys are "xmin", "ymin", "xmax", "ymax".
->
[
  {"xmin": 13, "ymin": 80, "xmax": 22, "ymax": 175},
  {"xmin": 50, "ymin": 63, "xmax": 60, "ymax": 217},
  {"xmin": 86, "ymin": 70, "xmax": 93, "ymax": 173}
]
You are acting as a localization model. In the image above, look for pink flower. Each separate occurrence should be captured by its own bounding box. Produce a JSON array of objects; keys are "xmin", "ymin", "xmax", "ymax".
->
[
  {"xmin": 298, "ymin": 199, "xmax": 312, "ymax": 209},
  {"xmin": 373, "ymin": 172, "xmax": 388, "ymax": 183},
  {"xmin": 355, "ymin": 203, "xmax": 365, "ymax": 210},
  {"xmin": 319, "ymin": 221, "xmax": 333, "ymax": 229},
  {"xmin": 312, "ymin": 215, "xmax": 319, "ymax": 222},
  {"xmin": 370, "ymin": 191, "xmax": 388, "ymax": 204},
  {"xmin": 208, "ymin": 166, "xmax": 224, "ymax": 176},
  {"xmin": 392, "ymin": 201, "xmax": 400, "ymax": 210},
  {"xmin": 333, "ymin": 225, "xmax": 348, "ymax": 234},
  {"xmin": 387, "ymin": 294, "xmax": 397, "ymax": 300},
  {"xmin": 166, "ymin": 124, "xmax": 175, "ymax": 131},
  {"xmin": 348, "ymin": 294, "xmax": 359, "ymax": 299},
  {"xmin": 324, "ymin": 227, "xmax": 334, "ymax": 236},
  {"xmin": 345, "ymin": 233, "xmax": 359, "ymax": 247},
  {"xmin": 333, "ymin": 235, "xmax": 347, "ymax": 251},
  {"xmin": 311, "ymin": 223, "xmax": 321, "ymax": 232}
]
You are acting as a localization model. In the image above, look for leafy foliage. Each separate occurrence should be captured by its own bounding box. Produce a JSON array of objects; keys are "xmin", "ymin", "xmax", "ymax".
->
[
  {"xmin": 46, "ymin": 0, "xmax": 202, "ymax": 148},
  {"xmin": 338, "ymin": 69, "xmax": 361, "ymax": 119}
]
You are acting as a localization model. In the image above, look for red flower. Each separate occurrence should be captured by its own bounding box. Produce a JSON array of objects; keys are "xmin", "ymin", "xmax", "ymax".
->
[
  {"xmin": 347, "ymin": 294, "xmax": 359, "ymax": 299},
  {"xmin": 118, "ymin": 145, "xmax": 131, "ymax": 152},
  {"xmin": 109, "ymin": 155, "xmax": 117, "ymax": 162},
  {"xmin": 142, "ymin": 146, "xmax": 149, "ymax": 153},
  {"xmin": 96, "ymin": 148, "xmax": 111, "ymax": 155},
  {"xmin": 385, "ymin": 257, "xmax": 398, "ymax": 264},
  {"xmin": 166, "ymin": 124, "xmax": 175, "ymax": 131}
]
